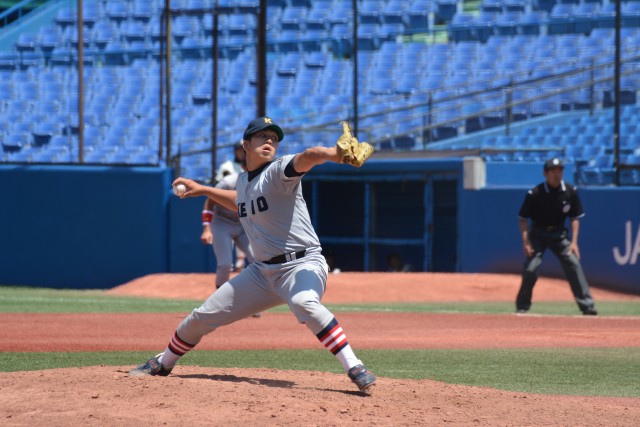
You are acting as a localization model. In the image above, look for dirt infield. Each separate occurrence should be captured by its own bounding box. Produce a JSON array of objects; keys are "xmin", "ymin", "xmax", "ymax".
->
[{"xmin": 1, "ymin": 273, "xmax": 639, "ymax": 426}]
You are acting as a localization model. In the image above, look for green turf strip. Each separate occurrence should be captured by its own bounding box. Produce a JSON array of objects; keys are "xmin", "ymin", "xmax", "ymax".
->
[
  {"xmin": 1, "ymin": 287, "xmax": 639, "ymax": 315},
  {"xmin": 0, "ymin": 348, "xmax": 638, "ymax": 398}
]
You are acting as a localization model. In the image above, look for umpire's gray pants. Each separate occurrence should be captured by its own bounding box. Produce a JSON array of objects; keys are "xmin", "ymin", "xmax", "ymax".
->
[{"xmin": 516, "ymin": 228, "xmax": 594, "ymax": 312}]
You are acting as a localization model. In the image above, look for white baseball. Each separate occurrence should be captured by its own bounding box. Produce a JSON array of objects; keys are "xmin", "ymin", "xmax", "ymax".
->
[{"xmin": 173, "ymin": 184, "xmax": 186, "ymax": 196}]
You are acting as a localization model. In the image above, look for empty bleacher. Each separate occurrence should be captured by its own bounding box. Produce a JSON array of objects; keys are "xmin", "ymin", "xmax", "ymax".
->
[{"xmin": 0, "ymin": 0, "xmax": 639, "ymax": 185}]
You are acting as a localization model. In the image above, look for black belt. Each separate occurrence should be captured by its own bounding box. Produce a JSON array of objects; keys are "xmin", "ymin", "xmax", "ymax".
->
[
  {"xmin": 263, "ymin": 250, "xmax": 306, "ymax": 264},
  {"xmin": 534, "ymin": 225, "xmax": 564, "ymax": 231}
]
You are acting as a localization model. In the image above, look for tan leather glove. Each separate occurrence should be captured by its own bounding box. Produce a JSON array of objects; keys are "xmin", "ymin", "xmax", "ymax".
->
[{"xmin": 336, "ymin": 121, "xmax": 374, "ymax": 168}]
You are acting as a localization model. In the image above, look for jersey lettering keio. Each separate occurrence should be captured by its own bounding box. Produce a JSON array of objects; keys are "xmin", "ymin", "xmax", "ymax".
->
[
  {"xmin": 235, "ymin": 154, "xmax": 320, "ymax": 262},
  {"xmin": 238, "ymin": 196, "xmax": 268, "ymax": 217}
]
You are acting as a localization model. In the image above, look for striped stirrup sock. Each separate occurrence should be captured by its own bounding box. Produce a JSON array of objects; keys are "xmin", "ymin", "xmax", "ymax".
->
[
  {"xmin": 168, "ymin": 332, "xmax": 194, "ymax": 356},
  {"xmin": 316, "ymin": 317, "xmax": 349, "ymax": 355}
]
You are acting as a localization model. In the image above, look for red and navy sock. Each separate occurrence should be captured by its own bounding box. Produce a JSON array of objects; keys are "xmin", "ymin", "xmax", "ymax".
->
[
  {"xmin": 159, "ymin": 332, "xmax": 195, "ymax": 367},
  {"xmin": 316, "ymin": 317, "xmax": 349, "ymax": 355},
  {"xmin": 316, "ymin": 317, "xmax": 362, "ymax": 371}
]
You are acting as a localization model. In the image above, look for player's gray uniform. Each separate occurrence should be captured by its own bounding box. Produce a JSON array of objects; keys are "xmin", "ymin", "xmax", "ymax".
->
[
  {"xmin": 177, "ymin": 155, "xmax": 332, "ymax": 345},
  {"xmin": 211, "ymin": 173, "xmax": 254, "ymax": 287}
]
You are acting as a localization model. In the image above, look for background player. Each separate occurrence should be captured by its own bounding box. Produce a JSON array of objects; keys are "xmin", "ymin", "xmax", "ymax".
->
[
  {"xmin": 201, "ymin": 160, "xmax": 254, "ymax": 289},
  {"xmin": 213, "ymin": 141, "xmax": 249, "ymax": 271},
  {"xmin": 516, "ymin": 157, "xmax": 597, "ymax": 315},
  {"xmin": 130, "ymin": 117, "xmax": 376, "ymax": 392},
  {"xmin": 215, "ymin": 141, "xmax": 244, "ymax": 183}
]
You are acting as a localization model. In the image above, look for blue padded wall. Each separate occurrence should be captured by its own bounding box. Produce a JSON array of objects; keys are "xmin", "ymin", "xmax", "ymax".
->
[{"xmin": 0, "ymin": 164, "xmax": 173, "ymax": 288}]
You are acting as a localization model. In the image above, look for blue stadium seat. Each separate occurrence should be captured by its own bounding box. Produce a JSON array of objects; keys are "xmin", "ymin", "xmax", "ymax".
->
[
  {"xmin": 81, "ymin": 2, "xmax": 102, "ymax": 29},
  {"xmin": 328, "ymin": 0, "xmax": 351, "ymax": 26},
  {"xmin": 173, "ymin": 16, "xmax": 198, "ymax": 45},
  {"xmin": 0, "ymin": 51, "xmax": 17, "ymax": 70},
  {"xmin": 503, "ymin": 0, "xmax": 526, "ymax": 13},
  {"xmin": 406, "ymin": 0, "xmax": 433, "ymax": 32},
  {"xmin": 55, "ymin": 7, "xmax": 75, "ymax": 29},
  {"xmin": 534, "ymin": 0, "xmax": 557, "ymax": 13},
  {"xmin": 518, "ymin": 11, "xmax": 546, "ymax": 36},
  {"xmin": 288, "ymin": 0, "xmax": 312, "ymax": 7},
  {"xmin": 92, "ymin": 21, "xmax": 116, "ymax": 50},
  {"xmin": 595, "ymin": 2, "xmax": 616, "ymax": 29},
  {"xmin": 564, "ymin": 144, "xmax": 585, "ymax": 161},
  {"xmin": 547, "ymin": 4, "xmax": 574, "ymax": 35},
  {"xmin": 103, "ymin": 42, "xmax": 128, "ymax": 66},
  {"xmin": 304, "ymin": 7, "xmax": 330, "ymax": 31},
  {"xmin": 573, "ymin": 3, "xmax": 599, "ymax": 35},
  {"xmin": 580, "ymin": 154, "xmax": 616, "ymax": 185},
  {"xmin": 462, "ymin": 101, "xmax": 483, "ymax": 133},
  {"xmin": 2, "ymin": 133, "xmax": 30, "ymax": 153},
  {"xmin": 379, "ymin": 23, "xmax": 404, "ymax": 42},
  {"xmin": 185, "ymin": 0, "xmax": 209, "ymax": 10},
  {"xmin": 228, "ymin": 14, "xmax": 256, "ymax": 37},
  {"xmin": 357, "ymin": 24, "xmax": 380, "ymax": 51},
  {"xmin": 132, "ymin": 2, "xmax": 154, "ymax": 23},
  {"xmin": 622, "ymin": 2, "xmax": 640, "ymax": 28},
  {"xmin": 37, "ymin": 25, "xmax": 61, "ymax": 54},
  {"xmin": 105, "ymin": 2, "xmax": 130, "ymax": 26},
  {"xmin": 281, "ymin": 6, "xmax": 308, "ymax": 31},
  {"xmin": 472, "ymin": 12, "xmax": 499, "ymax": 42},
  {"xmin": 329, "ymin": 24, "xmax": 352, "ymax": 56},
  {"xmin": 15, "ymin": 33, "xmax": 37, "ymax": 53},
  {"xmin": 448, "ymin": 13, "xmax": 474, "ymax": 42},
  {"xmin": 482, "ymin": 100, "xmax": 506, "ymax": 129},
  {"xmin": 481, "ymin": 0, "xmax": 503, "ymax": 13},
  {"xmin": 360, "ymin": 0, "xmax": 385, "ymax": 24},
  {"xmin": 436, "ymin": 0, "xmax": 458, "ymax": 21},
  {"xmin": 122, "ymin": 21, "xmax": 147, "ymax": 44},
  {"xmin": 272, "ymin": 30, "xmax": 300, "ymax": 53},
  {"xmin": 382, "ymin": 0, "xmax": 407, "ymax": 25},
  {"xmin": 495, "ymin": 11, "xmax": 522, "ymax": 36}
]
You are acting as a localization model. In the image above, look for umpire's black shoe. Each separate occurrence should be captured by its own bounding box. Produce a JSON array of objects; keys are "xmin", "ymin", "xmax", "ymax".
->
[
  {"xmin": 515, "ymin": 308, "xmax": 529, "ymax": 314},
  {"xmin": 582, "ymin": 307, "xmax": 598, "ymax": 316},
  {"xmin": 348, "ymin": 364, "xmax": 376, "ymax": 392},
  {"xmin": 129, "ymin": 353, "xmax": 173, "ymax": 377}
]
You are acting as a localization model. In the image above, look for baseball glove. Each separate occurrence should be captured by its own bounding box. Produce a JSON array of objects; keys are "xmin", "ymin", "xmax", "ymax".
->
[{"xmin": 336, "ymin": 121, "xmax": 374, "ymax": 168}]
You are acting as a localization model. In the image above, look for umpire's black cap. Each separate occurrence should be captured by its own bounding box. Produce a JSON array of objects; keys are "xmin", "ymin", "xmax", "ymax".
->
[
  {"xmin": 243, "ymin": 117, "xmax": 284, "ymax": 142},
  {"xmin": 544, "ymin": 157, "xmax": 564, "ymax": 171}
]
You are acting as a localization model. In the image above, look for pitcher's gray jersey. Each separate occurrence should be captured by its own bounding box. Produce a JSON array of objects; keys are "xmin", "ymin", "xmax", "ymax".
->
[{"xmin": 235, "ymin": 155, "xmax": 320, "ymax": 262}]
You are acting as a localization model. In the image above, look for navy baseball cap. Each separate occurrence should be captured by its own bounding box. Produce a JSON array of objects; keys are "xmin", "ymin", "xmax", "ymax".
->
[
  {"xmin": 544, "ymin": 158, "xmax": 564, "ymax": 171},
  {"xmin": 243, "ymin": 117, "xmax": 284, "ymax": 142}
]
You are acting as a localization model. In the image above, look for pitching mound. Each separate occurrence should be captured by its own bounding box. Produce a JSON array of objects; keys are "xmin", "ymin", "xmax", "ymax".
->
[
  {"xmin": 2, "ymin": 366, "xmax": 639, "ymax": 426},
  {"xmin": 3, "ymin": 273, "xmax": 639, "ymax": 426}
]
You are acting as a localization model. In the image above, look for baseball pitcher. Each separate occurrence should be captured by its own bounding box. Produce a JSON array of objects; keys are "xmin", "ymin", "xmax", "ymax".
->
[{"xmin": 130, "ymin": 118, "xmax": 376, "ymax": 392}]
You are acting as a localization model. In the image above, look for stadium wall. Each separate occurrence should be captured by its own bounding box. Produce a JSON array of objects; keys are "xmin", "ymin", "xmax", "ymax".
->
[
  {"xmin": 1, "ymin": 165, "xmax": 174, "ymax": 289},
  {"xmin": 1, "ymin": 162, "xmax": 638, "ymax": 294},
  {"xmin": 459, "ymin": 186, "xmax": 640, "ymax": 295}
]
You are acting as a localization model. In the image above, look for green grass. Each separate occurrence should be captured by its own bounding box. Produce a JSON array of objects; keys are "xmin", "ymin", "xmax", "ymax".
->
[
  {"xmin": 2, "ymin": 286, "xmax": 639, "ymax": 315},
  {"xmin": 0, "ymin": 348, "xmax": 638, "ymax": 397},
  {"xmin": 0, "ymin": 286, "xmax": 203, "ymax": 313},
  {"xmin": 1, "ymin": 286, "xmax": 639, "ymax": 397}
]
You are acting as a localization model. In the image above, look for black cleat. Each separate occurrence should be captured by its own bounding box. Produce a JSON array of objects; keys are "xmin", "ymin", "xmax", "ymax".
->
[
  {"xmin": 129, "ymin": 353, "xmax": 173, "ymax": 377},
  {"xmin": 348, "ymin": 364, "xmax": 376, "ymax": 392}
]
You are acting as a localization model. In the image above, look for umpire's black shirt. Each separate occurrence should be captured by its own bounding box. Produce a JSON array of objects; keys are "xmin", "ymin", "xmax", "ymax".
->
[{"xmin": 518, "ymin": 181, "xmax": 585, "ymax": 228}]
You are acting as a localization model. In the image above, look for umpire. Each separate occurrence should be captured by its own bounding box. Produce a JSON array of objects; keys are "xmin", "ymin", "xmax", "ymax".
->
[{"xmin": 516, "ymin": 158, "xmax": 597, "ymax": 315}]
